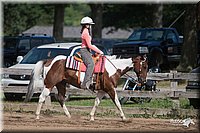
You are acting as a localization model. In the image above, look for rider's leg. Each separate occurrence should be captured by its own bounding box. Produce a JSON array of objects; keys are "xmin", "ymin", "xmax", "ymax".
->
[{"xmin": 80, "ymin": 48, "xmax": 94, "ymax": 90}]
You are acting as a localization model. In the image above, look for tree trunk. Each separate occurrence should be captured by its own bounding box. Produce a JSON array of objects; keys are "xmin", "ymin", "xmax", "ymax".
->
[
  {"xmin": 196, "ymin": 2, "xmax": 200, "ymax": 66},
  {"xmin": 197, "ymin": 2, "xmax": 200, "ymax": 30},
  {"xmin": 177, "ymin": 4, "xmax": 197, "ymax": 72},
  {"xmin": 89, "ymin": 4, "xmax": 103, "ymax": 39},
  {"xmin": 53, "ymin": 4, "xmax": 65, "ymax": 41},
  {"xmin": 152, "ymin": 4, "xmax": 163, "ymax": 27}
]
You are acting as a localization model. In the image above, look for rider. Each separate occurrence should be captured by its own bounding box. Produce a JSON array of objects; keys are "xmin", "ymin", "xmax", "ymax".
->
[{"xmin": 80, "ymin": 16, "xmax": 104, "ymax": 92}]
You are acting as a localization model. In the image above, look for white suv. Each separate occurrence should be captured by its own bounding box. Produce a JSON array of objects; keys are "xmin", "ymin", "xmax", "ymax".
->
[{"xmin": 2, "ymin": 43, "xmax": 80, "ymax": 100}]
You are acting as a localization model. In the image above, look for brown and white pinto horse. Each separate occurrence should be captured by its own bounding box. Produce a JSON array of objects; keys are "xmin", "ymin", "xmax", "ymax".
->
[{"xmin": 25, "ymin": 54, "xmax": 147, "ymax": 121}]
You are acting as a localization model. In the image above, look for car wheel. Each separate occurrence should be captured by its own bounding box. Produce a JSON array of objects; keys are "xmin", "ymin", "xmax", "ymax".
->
[
  {"xmin": 149, "ymin": 51, "xmax": 163, "ymax": 67},
  {"xmin": 189, "ymin": 98, "xmax": 200, "ymax": 109}
]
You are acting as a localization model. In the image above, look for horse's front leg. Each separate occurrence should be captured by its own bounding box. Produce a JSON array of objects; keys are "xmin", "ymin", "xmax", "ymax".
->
[
  {"xmin": 90, "ymin": 90, "xmax": 106, "ymax": 121},
  {"xmin": 109, "ymin": 88, "xmax": 126, "ymax": 121},
  {"xmin": 36, "ymin": 87, "xmax": 50, "ymax": 119}
]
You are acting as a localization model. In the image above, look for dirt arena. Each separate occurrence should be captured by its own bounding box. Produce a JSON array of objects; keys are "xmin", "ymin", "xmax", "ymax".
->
[{"xmin": 3, "ymin": 106, "xmax": 199, "ymax": 133}]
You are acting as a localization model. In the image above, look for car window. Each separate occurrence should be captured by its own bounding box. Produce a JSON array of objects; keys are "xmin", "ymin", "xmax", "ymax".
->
[
  {"xmin": 31, "ymin": 38, "xmax": 43, "ymax": 48},
  {"xmin": 43, "ymin": 38, "xmax": 55, "ymax": 44},
  {"xmin": 166, "ymin": 31, "xmax": 178, "ymax": 43},
  {"xmin": 128, "ymin": 30, "xmax": 164, "ymax": 41},
  {"xmin": 3, "ymin": 38, "xmax": 18, "ymax": 49},
  {"xmin": 128, "ymin": 31, "xmax": 142, "ymax": 41},
  {"xmin": 20, "ymin": 48, "xmax": 71, "ymax": 64},
  {"xmin": 18, "ymin": 39, "xmax": 30, "ymax": 50}
]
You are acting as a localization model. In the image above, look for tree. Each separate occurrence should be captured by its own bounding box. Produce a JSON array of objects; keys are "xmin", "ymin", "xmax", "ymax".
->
[
  {"xmin": 152, "ymin": 4, "xmax": 163, "ymax": 27},
  {"xmin": 177, "ymin": 4, "xmax": 198, "ymax": 72},
  {"xmin": 89, "ymin": 4, "xmax": 103, "ymax": 39},
  {"xmin": 64, "ymin": 4, "xmax": 90, "ymax": 26},
  {"xmin": 53, "ymin": 4, "xmax": 66, "ymax": 41},
  {"xmin": 102, "ymin": 4, "xmax": 185, "ymax": 33},
  {"xmin": 3, "ymin": 4, "xmax": 54, "ymax": 36},
  {"xmin": 197, "ymin": 2, "xmax": 200, "ymax": 31}
]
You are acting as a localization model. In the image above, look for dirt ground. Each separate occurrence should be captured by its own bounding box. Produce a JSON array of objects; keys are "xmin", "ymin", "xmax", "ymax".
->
[{"xmin": 3, "ymin": 111, "xmax": 199, "ymax": 133}]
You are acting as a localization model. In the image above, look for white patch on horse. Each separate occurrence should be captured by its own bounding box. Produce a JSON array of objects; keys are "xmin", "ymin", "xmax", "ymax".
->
[
  {"xmin": 44, "ymin": 55, "xmax": 67, "ymax": 76},
  {"xmin": 76, "ymin": 71, "xmax": 85, "ymax": 83},
  {"xmin": 105, "ymin": 58, "xmax": 132, "ymax": 77}
]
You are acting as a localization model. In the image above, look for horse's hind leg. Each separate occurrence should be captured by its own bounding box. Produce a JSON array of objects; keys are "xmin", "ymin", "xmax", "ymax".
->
[
  {"xmin": 107, "ymin": 88, "xmax": 126, "ymax": 121},
  {"xmin": 56, "ymin": 81, "xmax": 71, "ymax": 118},
  {"xmin": 36, "ymin": 87, "xmax": 50, "ymax": 119},
  {"xmin": 90, "ymin": 90, "xmax": 106, "ymax": 121}
]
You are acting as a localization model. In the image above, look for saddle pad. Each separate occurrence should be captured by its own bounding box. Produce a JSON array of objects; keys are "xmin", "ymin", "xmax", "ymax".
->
[{"xmin": 65, "ymin": 56, "xmax": 106, "ymax": 73}]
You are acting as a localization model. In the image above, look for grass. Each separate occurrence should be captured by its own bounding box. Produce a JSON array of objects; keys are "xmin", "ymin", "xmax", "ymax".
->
[{"xmin": 51, "ymin": 96, "xmax": 192, "ymax": 109}]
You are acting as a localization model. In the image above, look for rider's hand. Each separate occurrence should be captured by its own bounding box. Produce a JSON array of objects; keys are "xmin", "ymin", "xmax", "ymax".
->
[{"xmin": 100, "ymin": 51, "xmax": 104, "ymax": 55}]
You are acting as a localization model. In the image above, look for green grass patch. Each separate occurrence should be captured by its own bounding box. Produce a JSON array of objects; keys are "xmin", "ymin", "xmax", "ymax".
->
[{"xmin": 55, "ymin": 97, "xmax": 191, "ymax": 109}]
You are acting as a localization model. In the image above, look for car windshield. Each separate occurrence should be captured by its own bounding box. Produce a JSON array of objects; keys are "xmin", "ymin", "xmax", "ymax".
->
[
  {"xmin": 3, "ymin": 38, "xmax": 18, "ymax": 49},
  {"xmin": 128, "ymin": 29, "xmax": 164, "ymax": 41},
  {"xmin": 20, "ymin": 47, "xmax": 71, "ymax": 64}
]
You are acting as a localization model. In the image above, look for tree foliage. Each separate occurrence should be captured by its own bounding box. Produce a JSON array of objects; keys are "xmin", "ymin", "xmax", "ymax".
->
[
  {"xmin": 3, "ymin": 3, "xmax": 54, "ymax": 35},
  {"xmin": 103, "ymin": 4, "xmax": 154, "ymax": 29},
  {"xmin": 4, "ymin": 3, "xmax": 186, "ymax": 36},
  {"xmin": 103, "ymin": 4, "xmax": 185, "ymax": 34},
  {"xmin": 64, "ymin": 4, "xmax": 90, "ymax": 26}
]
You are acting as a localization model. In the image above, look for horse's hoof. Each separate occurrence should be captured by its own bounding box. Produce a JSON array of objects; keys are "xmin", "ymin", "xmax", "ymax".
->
[
  {"xmin": 90, "ymin": 117, "xmax": 95, "ymax": 121},
  {"xmin": 90, "ymin": 119, "xmax": 94, "ymax": 121},
  {"xmin": 67, "ymin": 115, "xmax": 71, "ymax": 119},
  {"xmin": 121, "ymin": 116, "xmax": 127, "ymax": 122},
  {"xmin": 36, "ymin": 116, "xmax": 40, "ymax": 120}
]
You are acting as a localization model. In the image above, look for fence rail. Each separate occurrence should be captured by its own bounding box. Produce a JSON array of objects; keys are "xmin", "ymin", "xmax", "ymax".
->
[{"xmin": 1, "ymin": 68, "xmax": 200, "ymax": 99}]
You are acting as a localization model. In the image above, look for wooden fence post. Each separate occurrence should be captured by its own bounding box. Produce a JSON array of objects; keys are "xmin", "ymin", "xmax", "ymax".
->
[{"xmin": 170, "ymin": 70, "xmax": 180, "ymax": 109}]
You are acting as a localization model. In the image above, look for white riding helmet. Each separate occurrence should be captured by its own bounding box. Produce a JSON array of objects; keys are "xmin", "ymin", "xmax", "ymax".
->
[{"xmin": 80, "ymin": 16, "xmax": 95, "ymax": 25}]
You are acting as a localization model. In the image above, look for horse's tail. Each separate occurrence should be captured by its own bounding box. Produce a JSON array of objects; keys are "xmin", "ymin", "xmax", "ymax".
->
[{"xmin": 24, "ymin": 60, "xmax": 44, "ymax": 102}]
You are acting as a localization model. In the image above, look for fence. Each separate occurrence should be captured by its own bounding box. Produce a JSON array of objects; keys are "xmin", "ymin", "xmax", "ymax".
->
[
  {"xmin": 2, "ymin": 68, "xmax": 200, "ymax": 117},
  {"xmin": 2, "ymin": 68, "xmax": 200, "ymax": 99}
]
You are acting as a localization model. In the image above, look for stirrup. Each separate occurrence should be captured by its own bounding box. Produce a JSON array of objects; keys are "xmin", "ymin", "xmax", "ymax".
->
[{"xmin": 87, "ymin": 84, "xmax": 96, "ymax": 94}]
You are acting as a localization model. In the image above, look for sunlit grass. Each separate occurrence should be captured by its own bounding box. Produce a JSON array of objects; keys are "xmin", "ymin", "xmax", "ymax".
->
[{"xmin": 54, "ymin": 96, "xmax": 191, "ymax": 109}]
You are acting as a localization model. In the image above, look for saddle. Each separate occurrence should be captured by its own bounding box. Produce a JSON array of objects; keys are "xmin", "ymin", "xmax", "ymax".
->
[
  {"xmin": 73, "ymin": 52, "xmax": 105, "ymax": 90},
  {"xmin": 74, "ymin": 52, "xmax": 100, "ymax": 64}
]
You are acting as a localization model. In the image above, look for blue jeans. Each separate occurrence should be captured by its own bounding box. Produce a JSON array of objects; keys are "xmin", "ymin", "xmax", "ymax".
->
[{"xmin": 80, "ymin": 48, "xmax": 94, "ymax": 88}]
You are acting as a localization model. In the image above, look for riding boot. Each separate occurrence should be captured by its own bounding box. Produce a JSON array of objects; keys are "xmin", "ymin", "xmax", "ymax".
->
[
  {"xmin": 86, "ymin": 81, "xmax": 96, "ymax": 93},
  {"xmin": 81, "ymin": 81, "xmax": 96, "ymax": 93}
]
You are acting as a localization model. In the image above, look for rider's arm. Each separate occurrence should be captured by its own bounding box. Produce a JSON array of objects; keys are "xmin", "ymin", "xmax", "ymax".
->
[{"xmin": 83, "ymin": 29, "xmax": 103, "ymax": 54}]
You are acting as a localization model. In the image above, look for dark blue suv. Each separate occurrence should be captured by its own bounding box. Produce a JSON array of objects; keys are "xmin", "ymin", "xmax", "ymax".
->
[{"xmin": 3, "ymin": 34, "xmax": 55, "ymax": 67}]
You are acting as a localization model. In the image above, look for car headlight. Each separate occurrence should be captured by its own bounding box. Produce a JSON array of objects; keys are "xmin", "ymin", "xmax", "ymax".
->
[
  {"xmin": 2, "ymin": 73, "xmax": 9, "ymax": 79},
  {"xmin": 168, "ymin": 47, "xmax": 173, "ymax": 53},
  {"xmin": 139, "ymin": 47, "xmax": 149, "ymax": 54}
]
